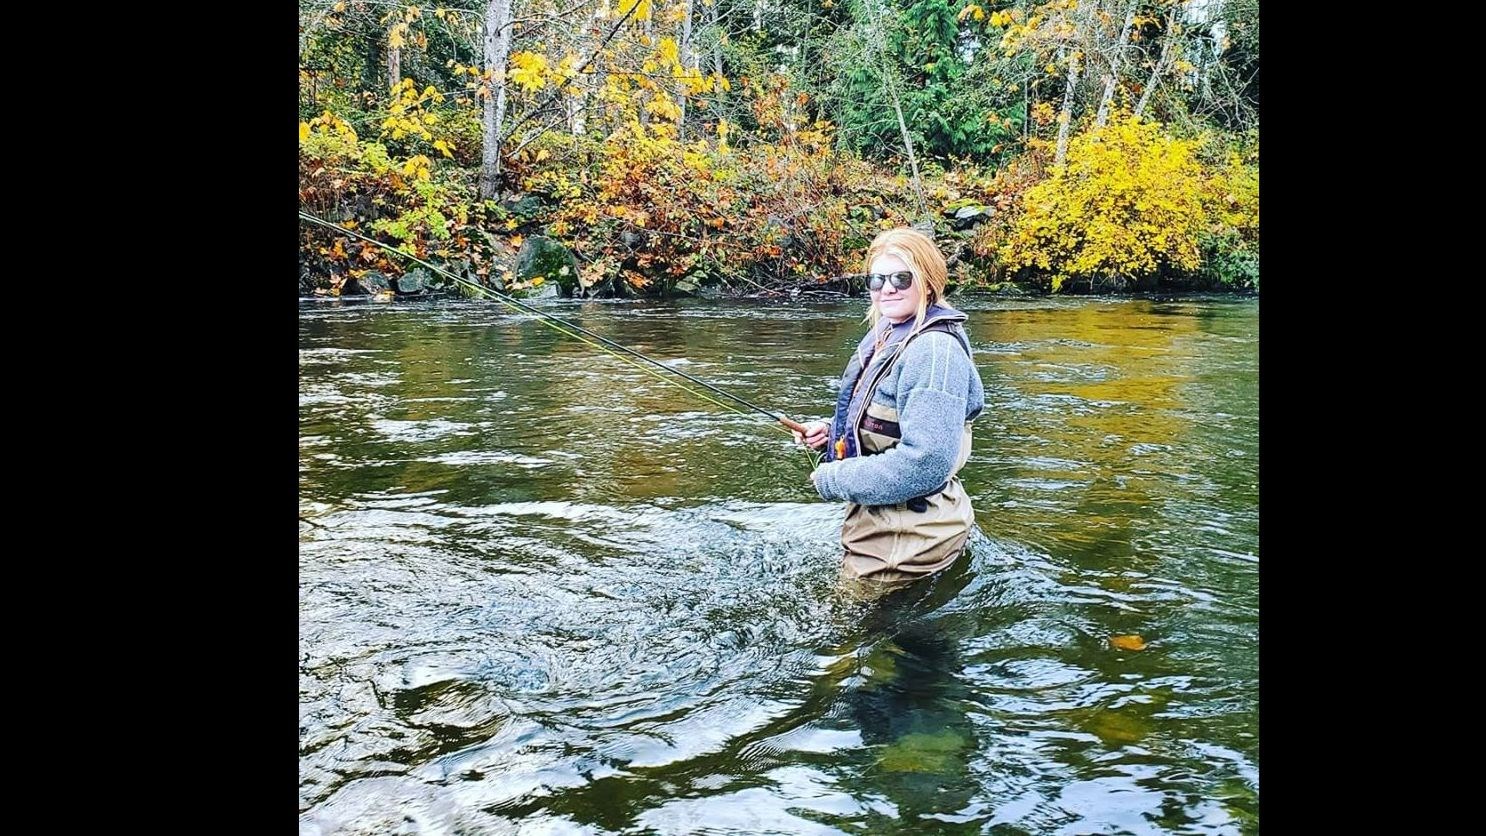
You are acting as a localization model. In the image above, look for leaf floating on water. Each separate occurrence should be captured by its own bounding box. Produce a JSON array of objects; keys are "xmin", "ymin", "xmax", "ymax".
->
[{"xmin": 1111, "ymin": 634, "xmax": 1146, "ymax": 651}]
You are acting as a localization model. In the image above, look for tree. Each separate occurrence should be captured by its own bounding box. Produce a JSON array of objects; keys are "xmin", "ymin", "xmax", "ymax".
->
[{"xmin": 480, "ymin": 0, "xmax": 515, "ymax": 199}]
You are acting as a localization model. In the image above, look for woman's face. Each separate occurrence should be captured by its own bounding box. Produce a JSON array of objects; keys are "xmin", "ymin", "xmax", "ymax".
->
[{"xmin": 869, "ymin": 253, "xmax": 924, "ymax": 324}]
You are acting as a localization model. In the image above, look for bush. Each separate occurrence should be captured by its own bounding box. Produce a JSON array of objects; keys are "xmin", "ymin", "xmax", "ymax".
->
[{"xmin": 1001, "ymin": 116, "xmax": 1206, "ymax": 292}]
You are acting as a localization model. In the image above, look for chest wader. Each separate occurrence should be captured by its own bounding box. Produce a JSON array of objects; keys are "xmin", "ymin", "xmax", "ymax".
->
[{"xmin": 840, "ymin": 322, "xmax": 975, "ymax": 583}]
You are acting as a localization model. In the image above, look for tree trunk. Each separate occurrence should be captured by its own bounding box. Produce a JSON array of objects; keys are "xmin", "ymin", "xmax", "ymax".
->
[
  {"xmin": 1094, "ymin": 0, "xmax": 1138, "ymax": 128},
  {"xmin": 639, "ymin": 15, "xmax": 653, "ymax": 127},
  {"xmin": 867, "ymin": 0, "xmax": 926, "ymax": 215},
  {"xmin": 1054, "ymin": 0, "xmax": 1093, "ymax": 165},
  {"xmin": 1134, "ymin": 4, "xmax": 1180, "ymax": 119},
  {"xmin": 389, "ymin": 32, "xmax": 401, "ymax": 90},
  {"xmin": 712, "ymin": 2, "xmax": 723, "ymax": 80},
  {"xmin": 679, "ymin": 0, "xmax": 695, "ymax": 138},
  {"xmin": 480, "ymin": 0, "xmax": 515, "ymax": 200},
  {"xmin": 572, "ymin": 2, "xmax": 608, "ymax": 136},
  {"xmin": 1054, "ymin": 45, "xmax": 1081, "ymax": 166}
]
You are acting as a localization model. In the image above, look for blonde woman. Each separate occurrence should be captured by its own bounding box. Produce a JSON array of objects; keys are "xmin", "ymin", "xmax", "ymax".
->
[{"xmin": 794, "ymin": 228, "xmax": 986, "ymax": 582}]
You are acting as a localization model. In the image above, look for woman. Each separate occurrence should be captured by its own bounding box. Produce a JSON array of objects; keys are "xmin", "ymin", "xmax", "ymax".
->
[{"xmin": 794, "ymin": 228, "xmax": 986, "ymax": 583}]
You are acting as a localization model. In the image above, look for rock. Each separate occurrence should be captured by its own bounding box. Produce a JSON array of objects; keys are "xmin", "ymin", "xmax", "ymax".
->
[
  {"xmin": 501, "ymin": 192, "xmax": 545, "ymax": 219},
  {"xmin": 479, "ymin": 230, "xmax": 519, "ymax": 286},
  {"xmin": 950, "ymin": 205, "xmax": 993, "ymax": 230},
  {"xmin": 941, "ymin": 197, "xmax": 977, "ymax": 216},
  {"xmin": 516, "ymin": 235, "xmax": 581, "ymax": 296},
  {"xmin": 911, "ymin": 219, "xmax": 937, "ymax": 239},
  {"xmin": 396, "ymin": 268, "xmax": 430, "ymax": 294},
  {"xmin": 513, "ymin": 280, "xmax": 559, "ymax": 299},
  {"xmin": 576, "ymin": 262, "xmax": 617, "ymax": 298},
  {"xmin": 354, "ymin": 271, "xmax": 391, "ymax": 295},
  {"xmin": 944, "ymin": 242, "xmax": 967, "ymax": 268}
]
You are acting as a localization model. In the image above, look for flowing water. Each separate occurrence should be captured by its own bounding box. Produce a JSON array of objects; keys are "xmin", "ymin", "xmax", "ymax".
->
[{"xmin": 299, "ymin": 295, "xmax": 1258, "ymax": 834}]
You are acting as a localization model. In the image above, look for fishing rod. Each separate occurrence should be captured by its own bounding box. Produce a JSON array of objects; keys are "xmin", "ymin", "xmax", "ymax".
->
[{"xmin": 299, "ymin": 210, "xmax": 821, "ymax": 458}]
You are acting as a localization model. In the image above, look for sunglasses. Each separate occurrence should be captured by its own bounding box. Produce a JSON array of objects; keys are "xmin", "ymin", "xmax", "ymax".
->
[{"xmin": 862, "ymin": 271, "xmax": 915, "ymax": 292}]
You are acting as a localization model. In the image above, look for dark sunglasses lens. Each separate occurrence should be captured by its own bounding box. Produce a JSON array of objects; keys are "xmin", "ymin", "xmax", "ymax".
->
[{"xmin": 868, "ymin": 272, "xmax": 915, "ymax": 291}]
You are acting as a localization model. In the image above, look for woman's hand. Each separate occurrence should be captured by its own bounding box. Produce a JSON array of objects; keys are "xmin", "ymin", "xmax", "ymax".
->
[{"xmin": 792, "ymin": 420, "xmax": 830, "ymax": 450}]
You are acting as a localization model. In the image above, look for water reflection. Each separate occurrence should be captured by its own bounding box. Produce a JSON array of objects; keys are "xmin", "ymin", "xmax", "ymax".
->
[{"xmin": 300, "ymin": 296, "xmax": 1258, "ymax": 834}]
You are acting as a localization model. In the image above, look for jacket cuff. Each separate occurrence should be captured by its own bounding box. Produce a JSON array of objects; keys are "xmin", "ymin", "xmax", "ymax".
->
[{"xmin": 814, "ymin": 461, "xmax": 841, "ymax": 501}]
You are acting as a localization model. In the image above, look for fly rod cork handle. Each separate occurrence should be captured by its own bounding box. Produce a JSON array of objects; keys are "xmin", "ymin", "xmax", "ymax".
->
[{"xmin": 773, "ymin": 413, "xmax": 809, "ymax": 434}]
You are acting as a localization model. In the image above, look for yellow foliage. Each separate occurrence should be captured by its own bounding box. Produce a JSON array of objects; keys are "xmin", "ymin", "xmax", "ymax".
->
[
  {"xmin": 400, "ymin": 154, "xmax": 433, "ymax": 181},
  {"xmin": 618, "ymin": 0, "xmax": 653, "ymax": 22},
  {"xmin": 508, "ymin": 51, "xmax": 549, "ymax": 93},
  {"xmin": 680, "ymin": 66, "xmax": 714, "ymax": 95},
  {"xmin": 1210, "ymin": 151, "xmax": 1259, "ymax": 240},
  {"xmin": 1001, "ymin": 116, "xmax": 1206, "ymax": 291},
  {"xmin": 301, "ymin": 111, "xmax": 359, "ymax": 157},
  {"xmin": 644, "ymin": 94, "xmax": 683, "ymax": 123}
]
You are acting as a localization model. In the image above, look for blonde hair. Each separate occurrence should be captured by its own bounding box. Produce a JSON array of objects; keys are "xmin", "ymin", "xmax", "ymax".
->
[{"xmin": 863, "ymin": 228, "xmax": 952, "ymax": 334}]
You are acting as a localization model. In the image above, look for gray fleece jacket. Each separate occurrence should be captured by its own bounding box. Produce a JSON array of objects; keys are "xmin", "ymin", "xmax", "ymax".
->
[{"xmin": 813, "ymin": 310, "xmax": 985, "ymax": 506}]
